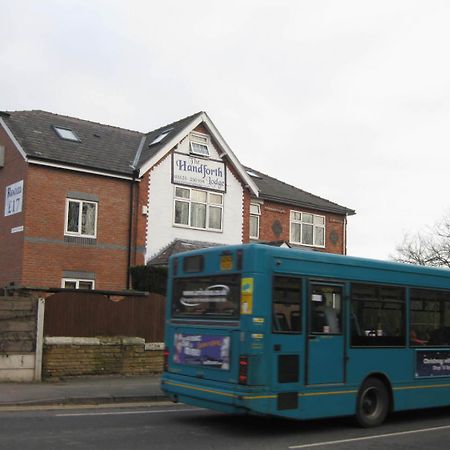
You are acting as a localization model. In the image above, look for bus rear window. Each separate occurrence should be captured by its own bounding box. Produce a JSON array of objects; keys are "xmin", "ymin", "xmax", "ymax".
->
[
  {"xmin": 183, "ymin": 255, "xmax": 204, "ymax": 273},
  {"xmin": 172, "ymin": 275, "xmax": 241, "ymax": 319}
]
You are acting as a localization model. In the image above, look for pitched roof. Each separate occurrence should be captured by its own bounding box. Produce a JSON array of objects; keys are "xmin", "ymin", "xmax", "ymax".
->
[
  {"xmin": 1, "ymin": 110, "xmax": 143, "ymax": 176},
  {"xmin": 245, "ymin": 166, "xmax": 355, "ymax": 216},
  {"xmin": 1, "ymin": 109, "xmax": 354, "ymax": 215},
  {"xmin": 135, "ymin": 111, "xmax": 203, "ymax": 168},
  {"xmin": 147, "ymin": 239, "xmax": 224, "ymax": 266}
]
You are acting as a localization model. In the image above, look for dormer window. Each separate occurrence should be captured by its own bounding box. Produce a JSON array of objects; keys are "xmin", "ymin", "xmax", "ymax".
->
[
  {"xmin": 189, "ymin": 132, "xmax": 210, "ymax": 157},
  {"xmin": 53, "ymin": 126, "xmax": 80, "ymax": 142}
]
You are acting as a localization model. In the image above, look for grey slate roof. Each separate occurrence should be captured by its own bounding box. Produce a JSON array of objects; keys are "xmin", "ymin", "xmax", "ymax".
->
[
  {"xmin": 245, "ymin": 166, "xmax": 355, "ymax": 216},
  {"xmin": 136, "ymin": 112, "xmax": 203, "ymax": 168},
  {"xmin": 1, "ymin": 110, "xmax": 203, "ymax": 176},
  {"xmin": 2, "ymin": 110, "xmax": 142, "ymax": 176},
  {"xmin": 147, "ymin": 239, "xmax": 224, "ymax": 265},
  {"xmin": 1, "ymin": 109, "xmax": 354, "ymax": 215}
]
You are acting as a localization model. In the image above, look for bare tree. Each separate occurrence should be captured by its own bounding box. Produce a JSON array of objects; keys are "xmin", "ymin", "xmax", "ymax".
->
[{"xmin": 393, "ymin": 214, "xmax": 450, "ymax": 268}]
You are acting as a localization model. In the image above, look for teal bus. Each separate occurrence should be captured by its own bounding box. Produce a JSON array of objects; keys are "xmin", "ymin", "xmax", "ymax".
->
[{"xmin": 161, "ymin": 243, "xmax": 450, "ymax": 427}]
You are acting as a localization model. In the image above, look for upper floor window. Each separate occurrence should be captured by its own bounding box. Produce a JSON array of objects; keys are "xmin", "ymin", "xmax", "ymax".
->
[
  {"xmin": 249, "ymin": 203, "xmax": 261, "ymax": 239},
  {"xmin": 189, "ymin": 132, "xmax": 210, "ymax": 157},
  {"xmin": 290, "ymin": 211, "xmax": 325, "ymax": 247},
  {"xmin": 174, "ymin": 186, "xmax": 223, "ymax": 231},
  {"xmin": 65, "ymin": 199, "xmax": 98, "ymax": 238}
]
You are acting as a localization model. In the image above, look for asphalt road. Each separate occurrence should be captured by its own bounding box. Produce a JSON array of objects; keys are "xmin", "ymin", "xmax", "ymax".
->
[{"xmin": 1, "ymin": 403, "xmax": 450, "ymax": 449}]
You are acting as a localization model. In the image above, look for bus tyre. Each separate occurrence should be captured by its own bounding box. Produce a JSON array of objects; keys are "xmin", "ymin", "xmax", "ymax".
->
[{"xmin": 355, "ymin": 378, "xmax": 389, "ymax": 428}]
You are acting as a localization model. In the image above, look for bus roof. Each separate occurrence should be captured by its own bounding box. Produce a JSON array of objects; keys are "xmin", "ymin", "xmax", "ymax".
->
[{"xmin": 170, "ymin": 243, "xmax": 450, "ymax": 286}]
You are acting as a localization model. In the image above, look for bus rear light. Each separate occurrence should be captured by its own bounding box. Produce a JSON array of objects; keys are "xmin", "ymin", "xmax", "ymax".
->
[
  {"xmin": 237, "ymin": 250, "xmax": 243, "ymax": 270},
  {"xmin": 163, "ymin": 347, "xmax": 170, "ymax": 371},
  {"xmin": 239, "ymin": 355, "xmax": 249, "ymax": 384}
]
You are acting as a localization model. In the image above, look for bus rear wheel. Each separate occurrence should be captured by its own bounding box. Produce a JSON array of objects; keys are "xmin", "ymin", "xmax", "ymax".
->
[{"xmin": 355, "ymin": 378, "xmax": 389, "ymax": 427}]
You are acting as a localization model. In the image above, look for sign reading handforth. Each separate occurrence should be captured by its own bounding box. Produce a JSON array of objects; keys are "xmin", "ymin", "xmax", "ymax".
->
[
  {"xmin": 4, "ymin": 180, "xmax": 24, "ymax": 217},
  {"xmin": 172, "ymin": 152, "xmax": 226, "ymax": 192}
]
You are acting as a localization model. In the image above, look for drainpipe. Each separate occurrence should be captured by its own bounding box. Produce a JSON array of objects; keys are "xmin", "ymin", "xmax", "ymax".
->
[
  {"xmin": 127, "ymin": 169, "xmax": 140, "ymax": 290},
  {"xmin": 127, "ymin": 136, "xmax": 147, "ymax": 290}
]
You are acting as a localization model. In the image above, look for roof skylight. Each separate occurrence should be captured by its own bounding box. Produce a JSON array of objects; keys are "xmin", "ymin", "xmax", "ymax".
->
[
  {"xmin": 150, "ymin": 129, "xmax": 172, "ymax": 146},
  {"xmin": 246, "ymin": 170, "xmax": 261, "ymax": 178},
  {"xmin": 53, "ymin": 126, "xmax": 80, "ymax": 142}
]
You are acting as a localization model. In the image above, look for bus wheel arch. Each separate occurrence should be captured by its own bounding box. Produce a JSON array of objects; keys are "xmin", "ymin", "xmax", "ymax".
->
[{"xmin": 355, "ymin": 374, "xmax": 392, "ymax": 427}]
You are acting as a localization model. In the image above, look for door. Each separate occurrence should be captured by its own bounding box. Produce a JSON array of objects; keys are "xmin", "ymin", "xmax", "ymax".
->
[{"xmin": 307, "ymin": 283, "xmax": 345, "ymax": 385}]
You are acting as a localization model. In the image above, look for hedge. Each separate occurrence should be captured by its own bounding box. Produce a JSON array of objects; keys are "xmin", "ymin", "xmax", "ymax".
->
[{"xmin": 130, "ymin": 265, "xmax": 168, "ymax": 295}]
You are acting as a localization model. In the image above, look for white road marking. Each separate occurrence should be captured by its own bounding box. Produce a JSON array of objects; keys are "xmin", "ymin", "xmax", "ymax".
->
[
  {"xmin": 289, "ymin": 423, "xmax": 450, "ymax": 449},
  {"xmin": 56, "ymin": 407, "xmax": 203, "ymax": 417}
]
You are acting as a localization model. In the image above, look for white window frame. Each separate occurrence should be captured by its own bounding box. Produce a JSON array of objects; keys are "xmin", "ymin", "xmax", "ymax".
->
[
  {"xmin": 61, "ymin": 278, "xmax": 95, "ymax": 290},
  {"xmin": 249, "ymin": 203, "xmax": 261, "ymax": 239},
  {"xmin": 64, "ymin": 198, "xmax": 98, "ymax": 238},
  {"xmin": 290, "ymin": 210, "xmax": 326, "ymax": 248},
  {"xmin": 173, "ymin": 186, "xmax": 223, "ymax": 232},
  {"xmin": 189, "ymin": 132, "xmax": 210, "ymax": 157}
]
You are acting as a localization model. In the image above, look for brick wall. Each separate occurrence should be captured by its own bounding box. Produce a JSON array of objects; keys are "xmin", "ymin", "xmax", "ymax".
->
[
  {"xmin": 20, "ymin": 165, "xmax": 143, "ymax": 290},
  {"xmin": 257, "ymin": 199, "xmax": 347, "ymax": 254},
  {"xmin": 43, "ymin": 337, "xmax": 163, "ymax": 378},
  {"xmin": 0, "ymin": 127, "xmax": 27, "ymax": 287}
]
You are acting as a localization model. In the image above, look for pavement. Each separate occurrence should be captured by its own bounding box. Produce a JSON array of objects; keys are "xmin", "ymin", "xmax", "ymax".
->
[{"xmin": 0, "ymin": 374, "xmax": 167, "ymax": 408}]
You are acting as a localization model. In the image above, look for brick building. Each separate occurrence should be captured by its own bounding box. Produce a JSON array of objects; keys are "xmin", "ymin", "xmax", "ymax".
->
[{"xmin": 0, "ymin": 110, "xmax": 354, "ymax": 290}]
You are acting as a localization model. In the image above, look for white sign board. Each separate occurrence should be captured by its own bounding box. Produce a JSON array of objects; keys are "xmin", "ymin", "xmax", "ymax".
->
[
  {"xmin": 4, "ymin": 180, "xmax": 24, "ymax": 216},
  {"xmin": 172, "ymin": 153, "xmax": 226, "ymax": 192}
]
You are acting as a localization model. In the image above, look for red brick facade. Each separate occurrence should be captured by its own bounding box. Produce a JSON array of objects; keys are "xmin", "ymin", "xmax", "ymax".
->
[
  {"xmin": 250, "ymin": 199, "xmax": 347, "ymax": 254},
  {"xmin": 0, "ymin": 126, "xmax": 27, "ymax": 286},
  {"xmin": 0, "ymin": 143, "xmax": 145, "ymax": 290}
]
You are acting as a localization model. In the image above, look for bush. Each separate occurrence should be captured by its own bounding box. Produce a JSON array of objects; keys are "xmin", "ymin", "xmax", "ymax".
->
[{"xmin": 130, "ymin": 265, "xmax": 168, "ymax": 295}]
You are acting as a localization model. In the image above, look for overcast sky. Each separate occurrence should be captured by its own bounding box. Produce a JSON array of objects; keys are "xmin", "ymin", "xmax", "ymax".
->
[{"xmin": 2, "ymin": 1, "xmax": 450, "ymax": 260}]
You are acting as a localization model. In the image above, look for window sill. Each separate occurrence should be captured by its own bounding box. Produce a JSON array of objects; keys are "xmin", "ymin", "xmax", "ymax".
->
[
  {"xmin": 64, "ymin": 235, "xmax": 97, "ymax": 245},
  {"xmin": 173, "ymin": 223, "xmax": 223, "ymax": 233}
]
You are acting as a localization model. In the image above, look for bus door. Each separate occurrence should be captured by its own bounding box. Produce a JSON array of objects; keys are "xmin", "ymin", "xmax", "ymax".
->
[
  {"xmin": 307, "ymin": 283, "xmax": 345, "ymax": 385},
  {"xmin": 271, "ymin": 276, "xmax": 303, "ymax": 406}
]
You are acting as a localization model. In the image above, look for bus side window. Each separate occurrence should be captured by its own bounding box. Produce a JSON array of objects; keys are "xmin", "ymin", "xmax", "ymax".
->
[
  {"xmin": 310, "ymin": 286, "xmax": 342, "ymax": 334},
  {"xmin": 272, "ymin": 276, "xmax": 302, "ymax": 334}
]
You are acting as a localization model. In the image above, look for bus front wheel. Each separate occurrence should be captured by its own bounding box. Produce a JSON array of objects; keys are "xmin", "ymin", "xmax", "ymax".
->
[{"xmin": 355, "ymin": 377, "xmax": 389, "ymax": 427}]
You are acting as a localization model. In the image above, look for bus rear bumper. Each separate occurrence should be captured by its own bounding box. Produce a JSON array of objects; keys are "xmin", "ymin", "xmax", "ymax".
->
[{"xmin": 161, "ymin": 374, "xmax": 268, "ymax": 415}]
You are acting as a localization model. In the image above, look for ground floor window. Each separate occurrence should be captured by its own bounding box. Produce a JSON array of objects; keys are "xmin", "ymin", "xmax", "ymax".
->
[
  {"xmin": 174, "ymin": 186, "xmax": 223, "ymax": 231},
  {"xmin": 62, "ymin": 278, "xmax": 95, "ymax": 290}
]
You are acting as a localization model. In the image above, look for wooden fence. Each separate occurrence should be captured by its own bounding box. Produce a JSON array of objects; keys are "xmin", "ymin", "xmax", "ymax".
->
[{"xmin": 43, "ymin": 292, "xmax": 165, "ymax": 342}]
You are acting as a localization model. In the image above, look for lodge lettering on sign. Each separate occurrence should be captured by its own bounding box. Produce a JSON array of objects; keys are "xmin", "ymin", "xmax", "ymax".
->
[
  {"xmin": 172, "ymin": 153, "xmax": 226, "ymax": 192},
  {"xmin": 4, "ymin": 180, "xmax": 24, "ymax": 217}
]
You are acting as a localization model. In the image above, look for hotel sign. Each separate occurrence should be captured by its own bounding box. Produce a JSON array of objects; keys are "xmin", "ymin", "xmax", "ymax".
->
[
  {"xmin": 4, "ymin": 180, "xmax": 24, "ymax": 217},
  {"xmin": 172, "ymin": 152, "xmax": 226, "ymax": 192}
]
